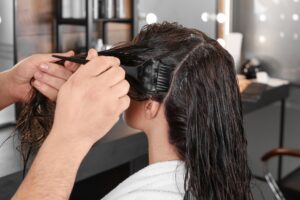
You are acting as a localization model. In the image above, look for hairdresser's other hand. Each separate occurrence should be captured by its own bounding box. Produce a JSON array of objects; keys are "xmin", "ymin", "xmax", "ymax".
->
[
  {"xmin": 8, "ymin": 51, "xmax": 75, "ymax": 102},
  {"xmin": 52, "ymin": 49, "xmax": 130, "ymax": 144}
]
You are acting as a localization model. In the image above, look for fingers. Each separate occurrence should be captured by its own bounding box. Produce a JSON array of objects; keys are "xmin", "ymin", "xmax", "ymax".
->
[
  {"xmin": 77, "ymin": 51, "xmax": 121, "ymax": 78},
  {"xmin": 89, "ymin": 56, "xmax": 121, "ymax": 77},
  {"xmin": 111, "ymin": 79, "xmax": 130, "ymax": 112},
  {"xmin": 86, "ymin": 49, "xmax": 98, "ymax": 60},
  {"xmin": 65, "ymin": 61, "xmax": 80, "ymax": 73},
  {"xmin": 32, "ymin": 80, "xmax": 58, "ymax": 101},
  {"xmin": 34, "ymin": 71, "xmax": 65, "ymax": 90},
  {"xmin": 36, "ymin": 50, "xmax": 75, "ymax": 63},
  {"xmin": 97, "ymin": 65, "xmax": 125, "ymax": 87},
  {"xmin": 58, "ymin": 49, "xmax": 96, "ymax": 73},
  {"xmin": 111, "ymin": 80, "xmax": 130, "ymax": 98},
  {"xmin": 32, "ymin": 62, "xmax": 73, "ymax": 101},
  {"xmin": 118, "ymin": 95, "xmax": 130, "ymax": 112},
  {"xmin": 38, "ymin": 62, "xmax": 72, "ymax": 80}
]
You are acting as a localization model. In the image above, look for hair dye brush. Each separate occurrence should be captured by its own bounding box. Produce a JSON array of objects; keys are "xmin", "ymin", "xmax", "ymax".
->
[{"xmin": 52, "ymin": 54, "xmax": 171, "ymax": 95}]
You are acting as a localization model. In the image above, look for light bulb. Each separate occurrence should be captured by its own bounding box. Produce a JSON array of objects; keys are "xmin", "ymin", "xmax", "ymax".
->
[
  {"xmin": 201, "ymin": 12, "xmax": 209, "ymax": 22},
  {"xmin": 217, "ymin": 13, "xmax": 226, "ymax": 23},
  {"xmin": 259, "ymin": 14, "xmax": 267, "ymax": 22},
  {"xmin": 294, "ymin": 33, "xmax": 299, "ymax": 40},
  {"xmin": 146, "ymin": 13, "xmax": 157, "ymax": 24},
  {"xmin": 292, "ymin": 14, "xmax": 299, "ymax": 21},
  {"xmin": 259, "ymin": 35, "xmax": 266, "ymax": 43}
]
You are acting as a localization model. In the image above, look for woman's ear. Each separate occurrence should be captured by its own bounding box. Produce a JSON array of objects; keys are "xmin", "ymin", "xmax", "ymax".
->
[{"xmin": 144, "ymin": 100, "xmax": 161, "ymax": 120}]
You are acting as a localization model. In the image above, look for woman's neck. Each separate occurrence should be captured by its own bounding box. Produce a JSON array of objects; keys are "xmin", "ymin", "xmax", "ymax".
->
[{"xmin": 146, "ymin": 129, "xmax": 180, "ymax": 164}]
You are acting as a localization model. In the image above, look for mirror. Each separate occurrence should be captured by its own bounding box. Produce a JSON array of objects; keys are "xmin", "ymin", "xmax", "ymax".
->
[
  {"xmin": 0, "ymin": 0, "xmax": 16, "ymax": 126},
  {"xmin": 135, "ymin": 0, "xmax": 218, "ymax": 39}
]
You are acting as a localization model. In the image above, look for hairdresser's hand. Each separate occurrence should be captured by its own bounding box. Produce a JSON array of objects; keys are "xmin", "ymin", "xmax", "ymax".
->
[
  {"xmin": 7, "ymin": 51, "xmax": 76, "ymax": 102},
  {"xmin": 52, "ymin": 49, "xmax": 130, "ymax": 144}
]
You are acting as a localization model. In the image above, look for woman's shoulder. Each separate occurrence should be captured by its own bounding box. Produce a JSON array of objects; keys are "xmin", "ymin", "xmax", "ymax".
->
[{"xmin": 102, "ymin": 160, "xmax": 185, "ymax": 200}]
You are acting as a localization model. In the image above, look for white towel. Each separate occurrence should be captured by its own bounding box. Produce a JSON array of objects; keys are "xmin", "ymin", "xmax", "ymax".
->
[{"xmin": 102, "ymin": 160, "xmax": 186, "ymax": 200}]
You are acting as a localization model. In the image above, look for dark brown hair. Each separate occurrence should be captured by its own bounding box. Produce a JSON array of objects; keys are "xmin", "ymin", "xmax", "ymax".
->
[{"xmin": 17, "ymin": 22, "xmax": 252, "ymax": 199}]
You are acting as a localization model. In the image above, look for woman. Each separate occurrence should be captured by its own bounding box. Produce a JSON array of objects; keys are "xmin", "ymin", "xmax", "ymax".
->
[
  {"xmin": 101, "ymin": 22, "xmax": 252, "ymax": 200},
  {"xmin": 18, "ymin": 22, "xmax": 252, "ymax": 200}
]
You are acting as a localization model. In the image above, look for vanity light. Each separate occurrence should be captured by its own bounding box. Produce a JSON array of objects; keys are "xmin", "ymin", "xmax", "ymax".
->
[
  {"xmin": 292, "ymin": 14, "xmax": 299, "ymax": 21},
  {"xmin": 259, "ymin": 35, "xmax": 266, "ymax": 43},
  {"xmin": 0, "ymin": 16, "xmax": 2, "ymax": 25},
  {"xmin": 293, "ymin": 33, "xmax": 299, "ymax": 40},
  {"xmin": 217, "ymin": 13, "xmax": 226, "ymax": 23},
  {"xmin": 201, "ymin": 12, "xmax": 209, "ymax": 22},
  {"xmin": 146, "ymin": 13, "xmax": 157, "ymax": 24},
  {"xmin": 259, "ymin": 14, "xmax": 267, "ymax": 22}
]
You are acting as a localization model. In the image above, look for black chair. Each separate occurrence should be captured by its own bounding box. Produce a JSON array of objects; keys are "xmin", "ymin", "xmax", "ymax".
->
[{"xmin": 261, "ymin": 148, "xmax": 300, "ymax": 200}]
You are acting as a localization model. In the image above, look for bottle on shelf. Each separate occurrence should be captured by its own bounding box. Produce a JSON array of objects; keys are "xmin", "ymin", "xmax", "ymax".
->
[
  {"xmin": 104, "ymin": 0, "xmax": 115, "ymax": 19},
  {"xmin": 62, "ymin": 0, "xmax": 85, "ymax": 19},
  {"xmin": 116, "ymin": 0, "xmax": 131, "ymax": 19}
]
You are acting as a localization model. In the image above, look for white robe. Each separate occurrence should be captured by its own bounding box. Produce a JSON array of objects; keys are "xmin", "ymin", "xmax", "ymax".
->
[{"xmin": 102, "ymin": 160, "xmax": 186, "ymax": 200}]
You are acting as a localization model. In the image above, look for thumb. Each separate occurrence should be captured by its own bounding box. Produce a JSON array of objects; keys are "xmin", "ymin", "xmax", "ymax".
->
[
  {"xmin": 86, "ymin": 49, "xmax": 98, "ymax": 60},
  {"xmin": 58, "ymin": 50, "xmax": 75, "ymax": 57}
]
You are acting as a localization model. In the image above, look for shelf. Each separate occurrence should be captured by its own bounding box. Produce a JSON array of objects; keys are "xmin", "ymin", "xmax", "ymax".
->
[
  {"xmin": 57, "ymin": 18, "xmax": 86, "ymax": 26},
  {"xmin": 55, "ymin": 0, "xmax": 135, "ymax": 51},
  {"xmin": 57, "ymin": 18, "xmax": 133, "ymax": 26},
  {"xmin": 94, "ymin": 18, "xmax": 133, "ymax": 23}
]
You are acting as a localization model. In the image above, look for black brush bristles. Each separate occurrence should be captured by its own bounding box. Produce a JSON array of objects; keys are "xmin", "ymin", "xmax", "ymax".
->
[
  {"xmin": 155, "ymin": 61, "xmax": 172, "ymax": 94},
  {"xmin": 123, "ymin": 59, "xmax": 171, "ymax": 96}
]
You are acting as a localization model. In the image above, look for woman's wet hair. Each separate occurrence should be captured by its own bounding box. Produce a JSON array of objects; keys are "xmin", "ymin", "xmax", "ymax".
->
[
  {"xmin": 113, "ymin": 22, "xmax": 253, "ymax": 199},
  {"xmin": 17, "ymin": 22, "xmax": 252, "ymax": 199}
]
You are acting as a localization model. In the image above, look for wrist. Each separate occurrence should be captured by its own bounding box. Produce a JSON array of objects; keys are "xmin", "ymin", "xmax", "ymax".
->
[
  {"xmin": 6, "ymin": 67, "xmax": 33, "ymax": 103},
  {"xmin": 49, "ymin": 127, "xmax": 94, "ymax": 154},
  {"xmin": 6, "ymin": 69, "xmax": 23, "ymax": 102}
]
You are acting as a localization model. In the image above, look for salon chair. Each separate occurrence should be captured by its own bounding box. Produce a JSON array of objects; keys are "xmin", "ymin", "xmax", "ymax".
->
[{"xmin": 261, "ymin": 148, "xmax": 300, "ymax": 200}]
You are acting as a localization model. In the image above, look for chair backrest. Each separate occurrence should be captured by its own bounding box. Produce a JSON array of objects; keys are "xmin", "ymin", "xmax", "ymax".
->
[
  {"xmin": 261, "ymin": 148, "xmax": 300, "ymax": 200},
  {"xmin": 264, "ymin": 171, "xmax": 286, "ymax": 200}
]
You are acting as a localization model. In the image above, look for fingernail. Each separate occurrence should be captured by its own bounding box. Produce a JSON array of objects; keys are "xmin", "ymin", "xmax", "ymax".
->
[{"xmin": 40, "ymin": 63, "xmax": 49, "ymax": 70}]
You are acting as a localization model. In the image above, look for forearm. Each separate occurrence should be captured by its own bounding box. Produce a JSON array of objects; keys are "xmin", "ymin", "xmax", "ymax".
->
[
  {"xmin": 13, "ymin": 129, "xmax": 93, "ymax": 200},
  {"xmin": 0, "ymin": 70, "xmax": 16, "ymax": 110}
]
